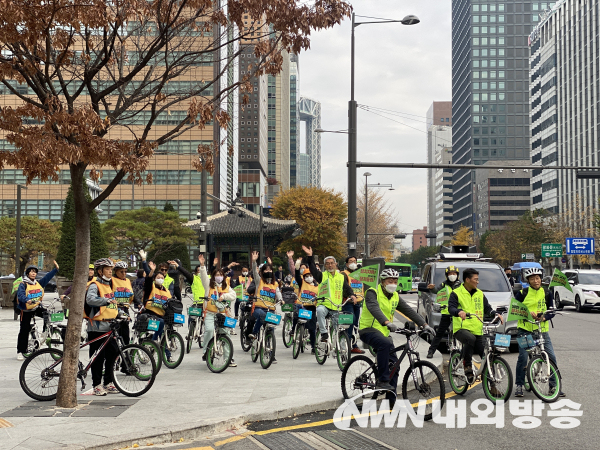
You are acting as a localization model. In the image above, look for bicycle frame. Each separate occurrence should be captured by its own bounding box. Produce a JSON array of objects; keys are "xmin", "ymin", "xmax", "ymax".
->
[
  {"xmin": 316, "ymin": 297, "xmax": 351, "ymax": 355},
  {"xmin": 521, "ymin": 312, "xmax": 561, "ymax": 379},
  {"xmin": 456, "ymin": 315, "xmax": 504, "ymax": 384}
]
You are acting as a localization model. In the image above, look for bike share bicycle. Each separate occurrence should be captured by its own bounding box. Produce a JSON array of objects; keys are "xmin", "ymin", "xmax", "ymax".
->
[
  {"xmin": 281, "ymin": 290, "xmax": 297, "ymax": 349},
  {"xmin": 341, "ymin": 322, "xmax": 445, "ymax": 421},
  {"xmin": 292, "ymin": 298, "xmax": 314, "ymax": 359},
  {"xmin": 448, "ymin": 314, "xmax": 513, "ymax": 403},
  {"xmin": 20, "ymin": 314, "xmax": 157, "ymax": 401},
  {"xmin": 22, "ymin": 298, "xmax": 65, "ymax": 360},
  {"xmin": 205, "ymin": 309, "xmax": 237, "ymax": 373},
  {"xmin": 186, "ymin": 297, "xmax": 208, "ymax": 353},
  {"xmin": 239, "ymin": 295, "xmax": 256, "ymax": 352},
  {"xmin": 315, "ymin": 297, "xmax": 353, "ymax": 371},
  {"xmin": 130, "ymin": 308, "xmax": 164, "ymax": 373},
  {"xmin": 250, "ymin": 300, "xmax": 282, "ymax": 369}
]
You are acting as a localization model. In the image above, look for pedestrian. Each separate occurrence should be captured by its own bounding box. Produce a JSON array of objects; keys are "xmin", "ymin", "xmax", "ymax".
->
[
  {"xmin": 505, "ymin": 267, "xmax": 515, "ymax": 287},
  {"xmin": 275, "ymin": 266, "xmax": 284, "ymax": 281},
  {"xmin": 16, "ymin": 261, "xmax": 59, "ymax": 360},
  {"xmin": 61, "ymin": 263, "xmax": 95, "ymax": 313}
]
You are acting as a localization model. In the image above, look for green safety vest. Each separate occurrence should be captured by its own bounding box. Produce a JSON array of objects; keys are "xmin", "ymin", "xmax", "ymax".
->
[
  {"xmin": 163, "ymin": 274, "xmax": 174, "ymax": 290},
  {"xmin": 452, "ymin": 284, "xmax": 485, "ymax": 336},
  {"xmin": 359, "ymin": 285, "xmax": 399, "ymax": 338},
  {"xmin": 519, "ymin": 287, "xmax": 549, "ymax": 333},
  {"xmin": 12, "ymin": 277, "xmax": 22, "ymax": 295},
  {"xmin": 319, "ymin": 271, "xmax": 345, "ymax": 311},
  {"xmin": 436, "ymin": 284, "xmax": 453, "ymax": 316},
  {"xmin": 191, "ymin": 274, "xmax": 205, "ymax": 303}
]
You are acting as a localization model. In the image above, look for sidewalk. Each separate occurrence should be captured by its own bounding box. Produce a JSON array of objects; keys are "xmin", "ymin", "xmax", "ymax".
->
[{"xmin": 0, "ymin": 301, "xmax": 443, "ymax": 450}]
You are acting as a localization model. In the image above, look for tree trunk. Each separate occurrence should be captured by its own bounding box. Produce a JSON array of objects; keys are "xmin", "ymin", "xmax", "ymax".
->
[{"xmin": 55, "ymin": 164, "xmax": 91, "ymax": 408}]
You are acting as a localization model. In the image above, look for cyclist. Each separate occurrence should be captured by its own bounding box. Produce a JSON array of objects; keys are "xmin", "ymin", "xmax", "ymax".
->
[
  {"xmin": 448, "ymin": 268, "xmax": 503, "ymax": 383},
  {"xmin": 293, "ymin": 267, "xmax": 319, "ymax": 353},
  {"xmin": 513, "ymin": 267, "xmax": 564, "ymax": 398},
  {"xmin": 425, "ymin": 265, "xmax": 461, "ymax": 359},
  {"xmin": 230, "ymin": 265, "xmax": 251, "ymax": 320},
  {"xmin": 139, "ymin": 255, "xmax": 171, "ymax": 346},
  {"xmin": 248, "ymin": 251, "xmax": 282, "ymax": 344},
  {"xmin": 112, "ymin": 261, "xmax": 134, "ymax": 345},
  {"xmin": 16, "ymin": 261, "xmax": 59, "ymax": 361},
  {"xmin": 359, "ymin": 268, "xmax": 433, "ymax": 398},
  {"xmin": 342, "ymin": 256, "xmax": 365, "ymax": 354},
  {"xmin": 85, "ymin": 258, "xmax": 119, "ymax": 396}
]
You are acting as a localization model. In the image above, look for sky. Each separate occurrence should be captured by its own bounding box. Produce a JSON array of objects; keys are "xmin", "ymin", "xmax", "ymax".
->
[{"xmin": 299, "ymin": 0, "xmax": 452, "ymax": 248}]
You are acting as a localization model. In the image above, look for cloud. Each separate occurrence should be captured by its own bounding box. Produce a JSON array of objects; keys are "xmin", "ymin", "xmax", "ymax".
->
[{"xmin": 300, "ymin": 0, "xmax": 452, "ymax": 248}]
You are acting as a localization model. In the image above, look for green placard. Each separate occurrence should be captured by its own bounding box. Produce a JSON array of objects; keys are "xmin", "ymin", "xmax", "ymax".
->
[
  {"xmin": 549, "ymin": 268, "xmax": 573, "ymax": 293},
  {"xmin": 50, "ymin": 312, "xmax": 64, "ymax": 322},
  {"xmin": 541, "ymin": 243, "xmax": 563, "ymax": 258},
  {"xmin": 507, "ymin": 297, "xmax": 534, "ymax": 322},
  {"xmin": 436, "ymin": 289, "xmax": 450, "ymax": 307},
  {"xmin": 234, "ymin": 284, "xmax": 244, "ymax": 300},
  {"xmin": 318, "ymin": 279, "xmax": 331, "ymax": 300},
  {"xmin": 349, "ymin": 265, "xmax": 380, "ymax": 289}
]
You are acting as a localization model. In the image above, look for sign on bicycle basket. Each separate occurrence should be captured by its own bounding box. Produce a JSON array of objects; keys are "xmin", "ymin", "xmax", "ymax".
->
[
  {"xmin": 188, "ymin": 306, "xmax": 203, "ymax": 317},
  {"xmin": 298, "ymin": 309, "xmax": 313, "ymax": 320},
  {"xmin": 338, "ymin": 314, "xmax": 354, "ymax": 325},
  {"xmin": 148, "ymin": 319, "xmax": 160, "ymax": 331},
  {"xmin": 494, "ymin": 333, "xmax": 511, "ymax": 347},
  {"xmin": 224, "ymin": 317, "xmax": 237, "ymax": 328},
  {"xmin": 265, "ymin": 312, "xmax": 282, "ymax": 325},
  {"xmin": 174, "ymin": 313, "xmax": 185, "ymax": 324},
  {"xmin": 516, "ymin": 334, "xmax": 536, "ymax": 350},
  {"xmin": 50, "ymin": 312, "xmax": 64, "ymax": 322},
  {"xmin": 281, "ymin": 303, "xmax": 295, "ymax": 312}
]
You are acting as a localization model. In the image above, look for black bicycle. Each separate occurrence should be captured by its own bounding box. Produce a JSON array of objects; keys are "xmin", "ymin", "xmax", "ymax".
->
[
  {"xmin": 341, "ymin": 323, "xmax": 445, "ymax": 421},
  {"xmin": 20, "ymin": 315, "xmax": 157, "ymax": 401},
  {"xmin": 239, "ymin": 296, "xmax": 256, "ymax": 352}
]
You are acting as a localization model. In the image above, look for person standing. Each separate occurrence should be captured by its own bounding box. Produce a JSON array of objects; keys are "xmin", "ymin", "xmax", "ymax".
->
[
  {"xmin": 16, "ymin": 261, "xmax": 59, "ymax": 360},
  {"xmin": 275, "ymin": 266, "xmax": 284, "ymax": 282},
  {"xmin": 505, "ymin": 267, "xmax": 515, "ymax": 287},
  {"xmin": 112, "ymin": 261, "xmax": 134, "ymax": 346}
]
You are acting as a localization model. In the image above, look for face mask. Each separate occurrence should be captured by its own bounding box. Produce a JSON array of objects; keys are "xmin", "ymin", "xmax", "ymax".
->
[
  {"xmin": 305, "ymin": 276, "xmax": 314, "ymax": 284},
  {"xmin": 102, "ymin": 275, "xmax": 112, "ymax": 282},
  {"xmin": 385, "ymin": 283, "xmax": 397, "ymax": 294},
  {"xmin": 155, "ymin": 278, "xmax": 164, "ymax": 286},
  {"xmin": 242, "ymin": 271, "xmax": 248, "ymax": 276},
  {"xmin": 448, "ymin": 274, "xmax": 458, "ymax": 282},
  {"xmin": 88, "ymin": 276, "xmax": 93, "ymax": 281},
  {"xmin": 263, "ymin": 273, "xmax": 273, "ymax": 282},
  {"xmin": 215, "ymin": 276, "xmax": 224, "ymax": 284},
  {"xmin": 348, "ymin": 263, "xmax": 357, "ymax": 271}
]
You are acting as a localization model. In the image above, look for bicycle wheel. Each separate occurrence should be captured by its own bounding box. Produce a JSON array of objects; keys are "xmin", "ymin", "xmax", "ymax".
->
[
  {"xmin": 482, "ymin": 356, "xmax": 513, "ymax": 403},
  {"xmin": 19, "ymin": 348, "xmax": 64, "ymax": 401},
  {"xmin": 314, "ymin": 330, "xmax": 328, "ymax": 365},
  {"xmin": 260, "ymin": 329, "xmax": 276, "ymax": 369},
  {"xmin": 206, "ymin": 334, "xmax": 233, "ymax": 373},
  {"xmin": 527, "ymin": 357, "xmax": 561, "ymax": 403},
  {"xmin": 282, "ymin": 314, "xmax": 293, "ymax": 348},
  {"xmin": 341, "ymin": 355, "xmax": 378, "ymax": 400},
  {"xmin": 336, "ymin": 330, "xmax": 351, "ymax": 371},
  {"xmin": 401, "ymin": 360, "xmax": 445, "ymax": 422},
  {"xmin": 23, "ymin": 334, "xmax": 39, "ymax": 359},
  {"xmin": 162, "ymin": 330, "xmax": 184, "ymax": 369},
  {"xmin": 198, "ymin": 320, "xmax": 204, "ymax": 349},
  {"xmin": 47, "ymin": 328, "xmax": 64, "ymax": 361},
  {"xmin": 112, "ymin": 344, "xmax": 156, "ymax": 397},
  {"xmin": 448, "ymin": 351, "xmax": 468, "ymax": 395},
  {"xmin": 186, "ymin": 320, "xmax": 196, "ymax": 354},
  {"xmin": 292, "ymin": 324, "xmax": 304, "ymax": 359},
  {"xmin": 140, "ymin": 339, "xmax": 162, "ymax": 374},
  {"xmin": 240, "ymin": 319, "xmax": 252, "ymax": 352},
  {"xmin": 251, "ymin": 338, "xmax": 259, "ymax": 362}
]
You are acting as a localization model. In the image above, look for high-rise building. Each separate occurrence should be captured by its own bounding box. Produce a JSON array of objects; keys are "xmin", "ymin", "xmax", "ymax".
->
[
  {"xmin": 426, "ymin": 102, "xmax": 453, "ymax": 246},
  {"xmin": 529, "ymin": 0, "xmax": 598, "ymax": 215},
  {"xmin": 297, "ymin": 97, "xmax": 322, "ymax": 187},
  {"xmin": 452, "ymin": 0, "xmax": 536, "ymax": 232},
  {"xmin": 290, "ymin": 54, "xmax": 300, "ymax": 188},
  {"xmin": 412, "ymin": 227, "xmax": 428, "ymax": 251}
]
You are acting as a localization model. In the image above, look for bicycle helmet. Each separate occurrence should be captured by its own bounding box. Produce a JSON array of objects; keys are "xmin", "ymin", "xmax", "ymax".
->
[
  {"xmin": 523, "ymin": 267, "xmax": 543, "ymax": 280},
  {"xmin": 114, "ymin": 261, "xmax": 128, "ymax": 269},
  {"xmin": 380, "ymin": 268, "xmax": 399, "ymax": 280},
  {"xmin": 89, "ymin": 264, "xmax": 95, "ymax": 269},
  {"xmin": 25, "ymin": 265, "xmax": 39, "ymax": 276},
  {"xmin": 94, "ymin": 258, "xmax": 115, "ymax": 269},
  {"xmin": 445, "ymin": 265, "xmax": 459, "ymax": 275}
]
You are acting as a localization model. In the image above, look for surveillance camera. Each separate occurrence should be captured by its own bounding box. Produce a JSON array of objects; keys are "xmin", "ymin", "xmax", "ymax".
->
[{"xmin": 196, "ymin": 211, "xmax": 201, "ymax": 220}]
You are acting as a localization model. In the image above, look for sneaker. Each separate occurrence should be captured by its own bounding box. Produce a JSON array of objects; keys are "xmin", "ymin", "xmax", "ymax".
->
[
  {"xmin": 229, "ymin": 359, "xmax": 237, "ymax": 367},
  {"xmin": 351, "ymin": 347, "xmax": 365, "ymax": 354},
  {"xmin": 94, "ymin": 385, "xmax": 107, "ymax": 396},
  {"xmin": 515, "ymin": 385, "xmax": 524, "ymax": 397},
  {"xmin": 202, "ymin": 353, "xmax": 207, "ymax": 361},
  {"xmin": 376, "ymin": 380, "xmax": 394, "ymax": 391},
  {"xmin": 248, "ymin": 334, "xmax": 256, "ymax": 340},
  {"xmin": 104, "ymin": 383, "xmax": 119, "ymax": 394},
  {"xmin": 230, "ymin": 330, "xmax": 237, "ymax": 336},
  {"xmin": 311, "ymin": 348, "xmax": 316, "ymax": 355},
  {"xmin": 16, "ymin": 353, "xmax": 24, "ymax": 361},
  {"xmin": 464, "ymin": 362, "xmax": 474, "ymax": 382},
  {"xmin": 272, "ymin": 358, "xmax": 277, "ymax": 364},
  {"xmin": 559, "ymin": 390, "xmax": 566, "ymax": 397},
  {"xmin": 426, "ymin": 349, "xmax": 435, "ymax": 359},
  {"xmin": 320, "ymin": 332, "xmax": 329, "ymax": 342}
]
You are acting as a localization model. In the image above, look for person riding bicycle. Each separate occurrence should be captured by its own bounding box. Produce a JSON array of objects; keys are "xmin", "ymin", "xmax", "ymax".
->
[
  {"xmin": 342, "ymin": 255, "xmax": 365, "ymax": 354},
  {"xmin": 85, "ymin": 258, "xmax": 119, "ymax": 396},
  {"xmin": 112, "ymin": 261, "xmax": 134, "ymax": 345},
  {"xmin": 139, "ymin": 252, "xmax": 171, "ymax": 343},
  {"xmin": 513, "ymin": 267, "xmax": 564, "ymax": 398},
  {"xmin": 425, "ymin": 265, "xmax": 462, "ymax": 359},
  {"xmin": 16, "ymin": 261, "xmax": 59, "ymax": 361},
  {"xmin": 230, "ymin": 265, "xmax": 251, "ymax": 320},
  {"xmin": 303, "ymin": 246, "xmax": 355, "ymax": 343},
  {"xmin": 359, "ymin": 268, "xmax": 433, "ymax": 397},
  {"xmin": 448, "ymin": 268, "xmax": 504, "ymax": 383}
]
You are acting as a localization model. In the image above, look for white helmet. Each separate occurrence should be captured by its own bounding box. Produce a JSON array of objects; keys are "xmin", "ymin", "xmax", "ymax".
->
[
  {"xmin": 114, "ymin": 261, "xmax": 128, "ymax": 269},
  {"xmin": 523, "ymin": 267, "xmax": 543, "ymax": 280},
  {"xmin": 380, "ymin": 268, "xmax": 399, "ymax": 280}
]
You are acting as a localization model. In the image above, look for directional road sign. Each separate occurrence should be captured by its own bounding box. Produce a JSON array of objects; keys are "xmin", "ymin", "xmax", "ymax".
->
[
  {"xmin": 566, "ymin": 238, "xmax": 595, "ymax": 255},
  {"xmin": 541, "ymin": 243, "xmax": 563, "ymax": 258}
]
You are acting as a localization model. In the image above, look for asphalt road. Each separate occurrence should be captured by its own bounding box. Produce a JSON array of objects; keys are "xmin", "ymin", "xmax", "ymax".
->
[{"xmin": 147, "ymin": 293, "xmax": 599, "ymax": 450}]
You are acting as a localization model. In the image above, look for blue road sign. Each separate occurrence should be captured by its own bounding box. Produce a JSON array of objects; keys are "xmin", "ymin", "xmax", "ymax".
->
[{"xmin": 566, "ymin": 238, "xmax": 595, "ymax": 255}]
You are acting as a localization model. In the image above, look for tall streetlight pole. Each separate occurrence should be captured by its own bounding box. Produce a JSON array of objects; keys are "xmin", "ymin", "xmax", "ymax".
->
[
  {"xmin": 347, "ymin": 13, "xmax": 420, "ymax": 257},
  {"xmin": 15, "ymin": 185, "xmax": 27, "ymax": 277},
  {"xmin": 363, "ymin": 176, "xmax": 394, "ymax": 258}
]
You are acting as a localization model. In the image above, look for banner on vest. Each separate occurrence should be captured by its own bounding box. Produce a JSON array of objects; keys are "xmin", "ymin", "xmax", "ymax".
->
[
  {"xmin": 318, "ymin": 279, "xmax": 331, "ymax": 300},
  {"xmin": 234, "ymin": 284, "xmax": 244, "ymax": 299},
  {"xmin": 507, "ymin": 297, "xmax": 534, "ymax": 322},
  {"xmin": 549, "ymin": 268, "xmax": 573, "ymax": 293},
  {"xmin": 349, "ymin": 265, "xmax": 380, "ymax": 289},
  {"xmin": 436, "ymin": 289, "xmax": 450, "ymax": 307}
]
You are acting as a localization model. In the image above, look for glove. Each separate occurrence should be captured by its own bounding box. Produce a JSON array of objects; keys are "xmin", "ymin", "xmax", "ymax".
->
[
  {"xmin": 386, "ymin": 322, "xmax": 398, "ymax": 332},
  {"xmin": 421, "ymin": 324, "xmax": 436, "ymax": 337},
  {"xmin": 139, "ymin": 249, "xmax": 147, "ymax": 261},
  {"xmin": 544, "ymin": 311, "xmax": 556, "ymax": 321}
]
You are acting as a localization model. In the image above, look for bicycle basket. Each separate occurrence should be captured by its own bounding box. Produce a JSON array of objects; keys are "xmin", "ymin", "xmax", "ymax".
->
[
  {"xmin": 215, "ymin": 313, "xmax": 227, "ymax": 327},
  {"xmin": 493, "ymin": 333, "xmax": 511, "ymax": 348},
  {"xmin": 281, "ymin": 290, "xmax": 297, "ymax": 304},
  {"xmin": 265, "ymin": 312, "xmax": 282, "ymax": 325},
  {"xmin": 337, "ymin": 313, "xmax": 354, "ymax": 326},
  {"xmin": 134, "ymin": 314, "xmax": 150, "ymax": 332},
  {"xmin": 281, "ymin": 303, "xmax": 295, "ymax": 312},
  {"xmin": 516, "ymin": 334, "xmax": 537, "ymax": 350}
]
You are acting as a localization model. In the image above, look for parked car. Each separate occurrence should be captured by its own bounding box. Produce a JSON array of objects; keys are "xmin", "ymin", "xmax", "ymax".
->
[{"xmin": 553, "ymin": 269, "xmax": 600, "ymax": 312}]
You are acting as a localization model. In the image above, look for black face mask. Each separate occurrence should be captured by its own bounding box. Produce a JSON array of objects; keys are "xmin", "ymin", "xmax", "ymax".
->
[{"xmin": 263, "ymin": 273, "xmax": 273, "ymax": 282}]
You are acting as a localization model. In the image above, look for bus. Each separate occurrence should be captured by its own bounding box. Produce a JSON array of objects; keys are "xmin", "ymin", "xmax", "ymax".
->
[{"xmin": 384, "ymin": 262, "xmax": 412, "ymax": 294}]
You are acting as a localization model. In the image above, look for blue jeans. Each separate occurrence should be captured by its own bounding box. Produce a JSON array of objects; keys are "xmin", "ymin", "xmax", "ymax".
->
[
  {"xmin": 152, "ymin": 317, "xmax": 165, "ymax": 340},
  {"xmin": 515, "ymin": 330, "xmax": 558, "ymax": 386},
  {"xmin": 252, "ymin": 308, "xmax": 267, "ymax": 335},
  {"xmin": 342, "ymin": 302, "xmax": 362, "ymax": 348}
]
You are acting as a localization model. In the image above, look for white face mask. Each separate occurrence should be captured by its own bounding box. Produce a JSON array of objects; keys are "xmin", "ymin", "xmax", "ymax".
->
[
  {"xmin": 384, "ymin": 283, "xmax": 397, "ymax": 294},
  {"xmin": 242, "ymin": 271, "xmax": 248, "ymax": 276},
  {"xmin": 447, "ymin": 274, "xmax": 458, "ymax": 282},
  {"xmin": 155, "ymin": 278, "xmax": 164, "ymax": 286},
  {"xmin": 305, "ymin": 276, "xmax": 314, "ymax": 284},
  {"xmin": 102, "ymin": 275, "xmax": 112, "ymax": 282},
  {"xmin": 215, "ymin": 276, "xmax": 224, "ymax": 284},
  {"xmin": 347, "ymin": 263, "xmax": 357, "ymax": 271}
]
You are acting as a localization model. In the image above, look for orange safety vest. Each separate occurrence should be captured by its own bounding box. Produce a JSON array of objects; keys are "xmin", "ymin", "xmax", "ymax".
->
[
  {"xmin": 112, "ymin": 277, "xmax": 134, "ymax": 306},
  {"xmin": 145, "ymin": 284, "xmax": 171, "ymax": 317},
  {"xmin": 298, "ymin": 281, "xmax": 319, "ymax": 306},
  {"xmin": 253, "ymin": 279, "xmax": 278, "ymax": 312},
  {"xmin": 24, "ymin": 281, "xmax": 44, "ymax": 310},
  {"xmin": 85, "ymin": 280, "xmax": 118, "ymax": 322},
  {"xmin": 206, "ymin": 283, "xmax": 230, "ymax": 313}
]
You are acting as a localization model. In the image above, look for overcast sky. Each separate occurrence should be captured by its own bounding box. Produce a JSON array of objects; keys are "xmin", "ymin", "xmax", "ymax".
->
[{"xmin": 299, "ymin": 0, "xmax": 452, "ymax": 248}]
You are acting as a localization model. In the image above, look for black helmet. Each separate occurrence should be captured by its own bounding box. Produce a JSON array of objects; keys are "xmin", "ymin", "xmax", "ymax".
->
[
  {"xmin": 25, "ymin": 266, "xmax": 39, "ymax": 276},
  {"xmin": 445, "ymin": 265, "xmax": 459, "ymax": 276}
]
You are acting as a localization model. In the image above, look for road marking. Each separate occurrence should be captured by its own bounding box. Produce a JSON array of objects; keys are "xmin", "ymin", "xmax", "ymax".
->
[
  {"xmin": 184, "ymin": 447, "xmax": 214, "ymax": 450},
  {"xmin": 0, "ymin": 418, "xmax": 14, "ymax": 428},
  {"xmin": 215, "ymin": 432, "xmax": 254, "ymax": 446}
]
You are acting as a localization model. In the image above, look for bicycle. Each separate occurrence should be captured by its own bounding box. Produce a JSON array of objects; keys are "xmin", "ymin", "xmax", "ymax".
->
[
  {"xmin": 186, "ymin": 298, "xmax": 207, "ymax": 353},
  {"xmin": 344, "ymin": 294, "xmax": 377, "ymax": 358},
  {"xmin": 22, "ymin": 299, "xmax": 65, "ymax": 360},
  {"xmin": 448, "ymin": 314, "xmax": 514, "ymax": 403},
  {"xmin": 341, "ymin": 322, "xmax": 445, "ymax": 421},
  {"xmin": 130, "ymin": 308, "xmax": 164, "ymax": 373},
  {"xmin": 239, "ymin": 296, "xmax": 255, "ymax": 352},
  {"xmin": 19, "ymin": 314, "xmax": 157, "ymax": 401},
  {"xmin": 438, "ymin": 305, "xmax": 462, "ymax": 353},
  {"xmin": 292, "ymin": 299, "xmax": 315, "ymax": 359},
  {"xmin": 517, "ymin": 309, "xmax": 563, "ymax": 403},
  {"xmin": 158, "ymin": 311, "xmax": 186, "ymax": 369},
  {"xmin": 250, "ymin": 304, "xmax": 281, "ymax": 369},
  {"xmin": 205, "ymin": 312, "xmax": 236, "ymax": 373},
  {"xmin": 281, "ymin": 292, "xmax": 297, "ymax": 348},
  {"xmin": 314, "ymin": 297, "xmax": 352, "ymax": 371}
]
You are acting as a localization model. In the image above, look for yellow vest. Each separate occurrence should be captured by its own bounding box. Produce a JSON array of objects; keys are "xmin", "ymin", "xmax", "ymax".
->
[
  {"xmin": 191, "ymin": 275, "xmax": 206, "ymax": 303},
  {"xmin": 299, "ymin": 281, "xmax": 319, "ymax": 306},
  {"xmin": 436, "ymin": 284, "xmax": 453, "ymax": 316},
  {"xmin": 24, "ymin": 281, "xmax": 44, "ymax": 310},
  {"xmin": 163, "ymin": 274, "xmax": 174, "ymax": 290},
  {"xmin": 112, "ymin": 277, "xmax": 133, "ymax": 306},
  {"xmin": 452, "ymin": 284, "xmax": 485, "ymax": 336},
  {"xmin": 254, "ymin": 279, "xmax": 278, "ymax": 311},
  {"xmin": 359, "ymin": 285, "xmax": 399, "ymax": 337},
  {"xmin": 145, "ymin": 284, "xmax": 171, "ymax": 316},
  {"xmin": 85, "ymin": 280, "xmax": 118, "ymax": 322},
  {"xmin": 519, "ymin": 287, "xmax": 549, "ymax": 333},
  {"xmin": 319, "ymin": 271, "xmax": 345, "ymax": 311},
  {"xmin": 206, "ymin": 284, "xmax": 230, "ymax": 313}
]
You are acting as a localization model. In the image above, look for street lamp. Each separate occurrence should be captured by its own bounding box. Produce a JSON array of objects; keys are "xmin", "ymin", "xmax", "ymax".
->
[
  {"xmin": 15, "ymin": 184, "xmax": 27, "ymax": 277},
  {"xmin": 363, "ymin": 172, "xmax": 393, "ymax": 258},
  {"xmin": 347, "ymin": 12, "xmax": 420, "ymax": 257}
]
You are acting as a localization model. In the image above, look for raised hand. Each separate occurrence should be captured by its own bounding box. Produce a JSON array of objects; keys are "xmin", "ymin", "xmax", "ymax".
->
[
  {"xmin": 148, "ymin": 261, "xmax": 156, "ymax": 271},
  {"xmin": 302, "ymin": 245, "xmax": 313, "ymax": 256},
  {"xmin": 213, "ymin": 257, "xmax": 219, "ymax": 266},
  {"xmin": 139, "ymin": 249, "xmax": 147, "ymax": 261},
  {"xmin": 287, "ymin": 250, "xmax": 294, "ymax": 259},
  {"xmin": 251, "ymin": 251, "xmax": 259, "ymax": 262},
  {"xmin": 53, "ymin": 260, "xmax": 59, "ymax": 270},
  {"xmin": 267, "ymin": 257, "xmax": 272, "ymax": 265},
  {"xmin": 168, "ymin": 260, "xmax": 178, "ymax": 268},
  {"xmin": 198, "ymin": 254, "xmax": 205, "ymax": 266}
]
